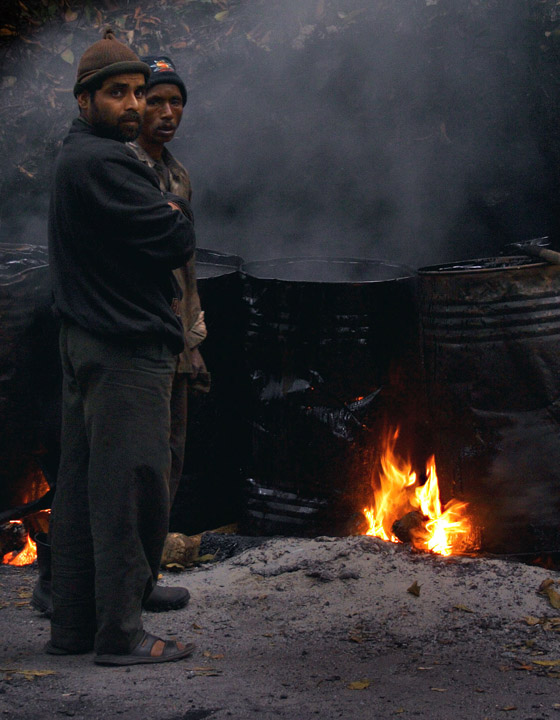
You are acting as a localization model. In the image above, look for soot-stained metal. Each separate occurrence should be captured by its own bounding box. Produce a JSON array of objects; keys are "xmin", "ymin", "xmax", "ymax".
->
[
  {"xmin": 419, "ymin": 255, "xmax": 560, "ymax": 554},
  {"xmin": 241, "ymin": 256, "xmax": 419, "ymax": 537}
]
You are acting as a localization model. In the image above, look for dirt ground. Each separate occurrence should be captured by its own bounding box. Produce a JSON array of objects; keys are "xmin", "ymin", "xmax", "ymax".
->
[{"xmin": 1, "ymin": 534, "xmax": 560, "ymax": 720}]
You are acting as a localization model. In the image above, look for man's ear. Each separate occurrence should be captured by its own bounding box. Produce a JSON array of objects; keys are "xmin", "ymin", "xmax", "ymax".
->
[{"xmin": 77, "ymin": 90, "xmax": 91, "ymax": 114}]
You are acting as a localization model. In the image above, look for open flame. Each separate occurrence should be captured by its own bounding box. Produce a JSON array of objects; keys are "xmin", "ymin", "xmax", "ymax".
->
[
  {"xmin": 1, "ymin": 521, "xmax": 38, "ymax": 566},
  {"xmin": 363, "ymin": 428, "xmax": 472, "ymax": 556}
]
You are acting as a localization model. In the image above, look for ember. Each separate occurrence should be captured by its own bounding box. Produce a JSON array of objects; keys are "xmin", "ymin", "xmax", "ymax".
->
[
  {"xmin": 363, "ymin": 428, "xmax": 473, "ymax": 556},
  {"xmin": 1, "ymin": 520, "xmax": 37, "ymax": 566}
]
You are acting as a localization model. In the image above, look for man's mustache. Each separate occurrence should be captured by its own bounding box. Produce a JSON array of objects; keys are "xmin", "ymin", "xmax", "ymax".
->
[{"xmin": 119, "ymin": 112, "xmax": 142, "ymax": 123}]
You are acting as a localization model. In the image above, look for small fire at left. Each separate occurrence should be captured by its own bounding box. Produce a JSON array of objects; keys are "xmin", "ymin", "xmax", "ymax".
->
[{"xmin": 1, "ymin": 520, "xmax": 38, "ymax": 566}]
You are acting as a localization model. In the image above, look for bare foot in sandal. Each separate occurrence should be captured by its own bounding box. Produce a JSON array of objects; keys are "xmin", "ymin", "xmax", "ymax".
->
[{"xmin": 94, "ymin": 632, "xmax": 195, "ymax": 666}]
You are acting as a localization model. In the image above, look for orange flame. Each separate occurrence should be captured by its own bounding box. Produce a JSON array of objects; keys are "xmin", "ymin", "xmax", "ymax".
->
[
  {"xmin": 363, "ymin": 428, "xmax": 472, "ymax": 556},
  {"xmin": 2, "ymin": 522, "xmax": 38, "ymax": 566}
]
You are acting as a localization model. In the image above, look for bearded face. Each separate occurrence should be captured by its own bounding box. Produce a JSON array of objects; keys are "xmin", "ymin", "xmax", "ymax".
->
[{"xmin": 79, "ymin": 73, "xmax": 146, "ymax": 142}]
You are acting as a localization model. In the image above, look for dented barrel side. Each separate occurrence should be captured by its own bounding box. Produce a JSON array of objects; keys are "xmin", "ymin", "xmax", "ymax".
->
[{"xmin": 419, "ymin": 256, "xmax": 560, "ymax": 553}]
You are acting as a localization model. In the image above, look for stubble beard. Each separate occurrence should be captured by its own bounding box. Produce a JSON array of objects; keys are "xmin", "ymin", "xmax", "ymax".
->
[
  {"xmin": 90, "ymin": 104, "xmax": 142, "ymax": 142},
  {"xmin": 93, "ymin": 119, "xmax": 141, "ymax": 142}
]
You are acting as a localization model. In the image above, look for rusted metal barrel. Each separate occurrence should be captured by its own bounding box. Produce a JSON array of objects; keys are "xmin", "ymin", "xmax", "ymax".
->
[
  {"xmin": 240, "ymin": 256, "xmax": 418, "ymax": 537},
  {"xmin": 419, "ymin": 256, "xmax": 560, "ymax": 554}
]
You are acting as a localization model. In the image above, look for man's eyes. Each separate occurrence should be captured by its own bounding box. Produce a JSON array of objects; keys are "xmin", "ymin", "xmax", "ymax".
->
[
  {"xmin": 146, "ymin": 98, "xmax": 182, "ymax": 106},
  {"xmin": 109, "ymin": 89, "xmax": 145, "ymax": 98}
]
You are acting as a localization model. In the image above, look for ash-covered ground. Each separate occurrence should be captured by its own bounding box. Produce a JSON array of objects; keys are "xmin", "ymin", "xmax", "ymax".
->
[{"xmin": 1, "ymin": 534, "xmax": 560, "ymax": 720}]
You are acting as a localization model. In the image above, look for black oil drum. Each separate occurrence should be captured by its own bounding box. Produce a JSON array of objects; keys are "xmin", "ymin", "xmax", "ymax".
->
[
  {"xmin": 0, "ymin": 243, "xmax": 60, "ymax": 512},
  {"xmin": 169, "ymin": 249, "xmax": 250, "ymax": 534},
  {"xmin": 240, "ymin": 256, "xmax": 418, "ymax": 537},
  {"xmin": 419, "ymin": 256, "xmax": 560, "ymax": 554}
]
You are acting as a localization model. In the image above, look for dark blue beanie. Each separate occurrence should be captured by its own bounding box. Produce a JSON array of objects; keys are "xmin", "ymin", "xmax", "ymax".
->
[{"xmin": 142, "ymin": 56, "xmax": 187, "ymax": 106}]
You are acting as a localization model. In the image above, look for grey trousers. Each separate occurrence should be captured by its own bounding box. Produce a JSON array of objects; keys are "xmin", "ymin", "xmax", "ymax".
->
[
  {"xmin": 169, "ymin": 372, "xmax": 188, "ymax": 509},
  {"xmin": 50, "ymin": 322, "xmax": 176, "ymax": 655}
]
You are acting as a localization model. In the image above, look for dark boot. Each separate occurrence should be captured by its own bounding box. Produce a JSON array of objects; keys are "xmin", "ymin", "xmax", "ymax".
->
[
  {"xmin": 31, "ymin": 533, "xmax": 189, "ymax": 615},
  {"xmin": 31, "ymin": 532, "xmax": 53, "ymax": 617},
  {"xmin": 142, "ymin": 585, "xmax": 190, "ymax": 612}
]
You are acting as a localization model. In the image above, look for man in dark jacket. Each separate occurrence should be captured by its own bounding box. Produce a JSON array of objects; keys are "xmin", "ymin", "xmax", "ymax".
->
[{"xmin": 47, "ymin": 28, "xmax": 195, "ymax": 665}]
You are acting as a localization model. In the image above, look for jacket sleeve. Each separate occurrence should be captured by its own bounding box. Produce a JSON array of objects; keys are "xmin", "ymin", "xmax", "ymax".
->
[{"xmin": 82, "ymin": 148, "xmax": 195, "ymax": 270}]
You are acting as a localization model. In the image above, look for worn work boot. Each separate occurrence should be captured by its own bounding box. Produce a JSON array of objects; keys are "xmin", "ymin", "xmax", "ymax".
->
[
  {"xmin": 31, "ymin": 534, "xmax": 189, "ymax": 614},
  {"xmin": 31, "ymin": 532, "xmax": 53, "ymax": 617},
  {"xmin": 142, "ymin": 585, "xmax": 190, "ymax": 612}
]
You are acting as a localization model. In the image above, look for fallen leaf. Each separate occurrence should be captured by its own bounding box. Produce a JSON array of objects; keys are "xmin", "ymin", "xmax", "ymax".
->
[
  {"xmin": 524, "ymin": 616, "xmax": 541, "ymax": 626},
  {"xmin": 347, "ymin": 679, "xmax": 370, "ymax": 690},
  {"xmin": 500, "ymin": 707, "xmax": 517, "ymax": 712},
  {"xmin": 542, "ymin": 585, "xmax": 560, "ymax": 610},
  {"xmin": 533, "ymin": 659, "xmax": 560, "ymax": 667},
  {"xmin": 60, "ymin": 48, "xmax": 74, "ymax": 65},
  {"xmin": 0, "ymin": 667, "xmax": 56, "ymax": 680},
  {"xmin": 407, "ymin": 581, "xmax": 421, "ymax": 597},
  {"xmin": 454, "ymin": 604, "xmax": 474, "ymax": 613},
  {"xmin": 203, "ymin": 651, "xmax": 224, "ymax": 660},
  {"xmin": 214, "ymin": 11, "xmax": 229, "ymax": 21},
  {"xmin": 348, "ymin": 634, "xmax": 364, "ymax": 644},
  {"xmin": 191, "ymin": 666, "xmax": 222, "ymax": 676},
  {"xmin": 64, "ymin": 9, "xmax": 78, "ymax": 22},
  {"xmin": 163, "ymin": 562, "xmax": 186, "ymax": 571},
  {"xmin": 430, "ymin": 687, "xmax": 446, "ymax": 692}
]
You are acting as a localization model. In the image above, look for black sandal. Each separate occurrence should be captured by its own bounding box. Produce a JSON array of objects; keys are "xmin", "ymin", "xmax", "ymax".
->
[{"xmin": 94, "ymin": 632, "xmax": 195, "ymax": 666}]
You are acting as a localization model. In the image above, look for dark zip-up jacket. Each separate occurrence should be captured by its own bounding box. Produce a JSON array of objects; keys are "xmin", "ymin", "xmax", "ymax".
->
[{"xmin": 48, "ymin": 117, "xmax": 196, "ymax": 354}]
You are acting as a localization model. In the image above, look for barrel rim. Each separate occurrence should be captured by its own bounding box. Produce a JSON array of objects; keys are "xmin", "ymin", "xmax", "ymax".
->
[
  {"xmin": 240, "ymin": 256, "xmax": 416, "ymax": 284},
  {"xmin": 418, "ymin": 255, "xmax": 547, "ymax": 276},
  {"xmin": 195, "ymin": 247, "xmax": 243, "ymax": 279},
  {"xmin": 195, "ymin": 262, "xmax": 239, "ymax": 279}
]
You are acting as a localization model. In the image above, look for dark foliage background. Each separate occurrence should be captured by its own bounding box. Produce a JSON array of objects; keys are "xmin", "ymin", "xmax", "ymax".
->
[{"xmin": 2, "ymin": 0, "xmax": 560, "ymax": 267}]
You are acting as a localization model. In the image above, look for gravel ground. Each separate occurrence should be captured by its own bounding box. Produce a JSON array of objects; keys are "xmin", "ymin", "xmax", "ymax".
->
[{"xmin": 2, "ymin": 534, "xmax": 560, "ymax": 720}]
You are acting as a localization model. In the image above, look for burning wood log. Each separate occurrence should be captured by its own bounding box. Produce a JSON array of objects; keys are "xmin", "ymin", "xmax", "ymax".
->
[
  {"xmin": 391, "ymin": 511, "xmax": 430, "ymax": 545},
  {"xmin": 0, "ymin": 521, "xmax": 27, "ymax": 559}
]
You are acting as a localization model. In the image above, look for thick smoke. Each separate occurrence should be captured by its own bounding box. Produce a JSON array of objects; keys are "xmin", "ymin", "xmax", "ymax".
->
[
  {"xmin": 0, "ymin": 1, "xmax": 557, "ymax": 269},
  {"xmin": 172, "ymin": 2, "xmax": 556, "ymax": 268}
]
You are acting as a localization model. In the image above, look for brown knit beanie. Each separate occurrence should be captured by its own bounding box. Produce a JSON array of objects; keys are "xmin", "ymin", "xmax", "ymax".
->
[{"xmin": 73, "ymin": 27, "xmax": 150, "ymax": 97}]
